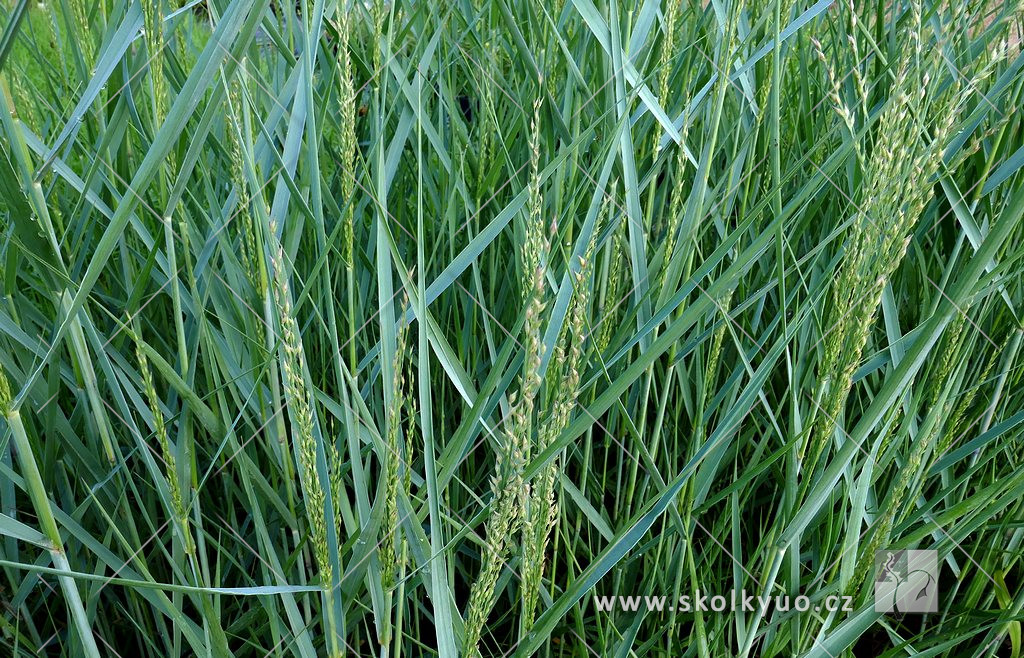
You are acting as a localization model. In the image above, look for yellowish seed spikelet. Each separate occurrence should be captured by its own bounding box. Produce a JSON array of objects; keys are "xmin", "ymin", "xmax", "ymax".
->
[
  {"xmin": 663, "ymin": 128, "xmax": 694, "ymax": 281},
  {"xmin": 464, "ymin": 408, "xmax": 530, "ymax": 656},
  {"xmin": 143, "ymin": 0, "xmax": 168, "ymax": 123},
  {"xmin": 803, "ymin": 18, "xmax": 960, "ymax": 473},
  {"xmin": 270, "ymin": 237, "xmax": 332, "ymax": 586},
  {"xmin": 338, "ymin": 5, "xmax": 358, "ymax": 270},
  {"xmin": 464, "ymin": 256, "xmax": 548, "ymax": 655},
  {"xmin": 936, "ymin": 330, "xmax": 1006, "ymax": 460},
  {"xmin": 521, "ymin": 234, "xmax": 597, "ymax": 633},
  {"xmin": 226, "ymin": 71, "xmax": 261, "ymax": 291},
  {"xmin": 846, "ymin": 0, "xmax": 868, "ymax": 117},
  {"xmin": 68, "ymin": 0, "xmax": 94, "ymax": 68},
  {"xmin": 704, "ymin": 289, "xmax": 733, "ymax": 392},
  {"xmin": 0, "ymin": 367, "xmax": 11, "ymax": 416},
  {"xmin": 464, "ymin": 94, "xmax": 549, "ymax": 658},
  {"xmin": 598, "ymin": 194, "xmax": 625, "ymax": 354},
  {"xmin": 134, "ymin": 334, "xmax": 194, "ymax": 555},
  {"xmin": 326, "ymin": 415, "xmax": 344, "ymax": 538},
  {"xmin": 475, "ymin": 33, "xmax": 501, "ymax": 196},
  {"xmin": 855, "ymin": 327, "xmax": 989, "ymax": 587},
  {"xmin": 381, "ymin": 299, "xmax": 412, "ymax": 591},
  {"xmin": 523, "ymin": 95, "xmax": 548, "ymax": 302},
  {"xmin": 372, "ymin": 0, "xmax": 388, "ymax": 74},
  {"xmin": 811, "ymin": 36, "xmax": 864, "ymax": 167},
  {"xmin": 10, "ymin": 66, "xmax": 39, "ymax": 134},
  {"xmin": 654, "ymin": 0, "xmax": 681, "ymax": 159}
]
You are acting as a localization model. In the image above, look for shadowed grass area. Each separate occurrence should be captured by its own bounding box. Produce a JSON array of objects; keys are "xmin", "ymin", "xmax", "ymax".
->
[{"xmin": 0, "ymin": 0, "xmax": 1023, "ymax": 655}]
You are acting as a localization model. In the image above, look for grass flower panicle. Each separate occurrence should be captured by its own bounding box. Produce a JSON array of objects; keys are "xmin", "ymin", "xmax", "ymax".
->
[
  {"xmin": 520, "ymin": 235, "xmax": 596, "ymax": 633},
  {"xmin": 464, "ymin": 92, "xmax": 550, "ymax": 658},
  {"xmin": 381, "ymin": 297, "xmax": 412, "ymax": 591},
  {"xmin": 133, "ymin": 331, "xmax": 193, "ymax": 555},
  {"xmin": 802, "ymin": 16, "xmax": 966, "ymax": 475},
  {"xmin": 269, "ymin": 232, "xmax": 332, "ymax": 589},
  {"xmin": 337, "ymin": 3, "xmax": 358, "ymax": 270}
]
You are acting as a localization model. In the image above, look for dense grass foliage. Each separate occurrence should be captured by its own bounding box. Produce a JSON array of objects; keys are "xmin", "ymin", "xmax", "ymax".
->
[{"xmin": 1, "ymin": 0, "xmax": 1024, "ymax": 655}]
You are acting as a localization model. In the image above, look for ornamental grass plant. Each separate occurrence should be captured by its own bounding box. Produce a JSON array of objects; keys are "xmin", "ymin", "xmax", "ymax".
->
[{"xmin": 1, "ymin": 0, "xmax": 1023, "ymax": 656}]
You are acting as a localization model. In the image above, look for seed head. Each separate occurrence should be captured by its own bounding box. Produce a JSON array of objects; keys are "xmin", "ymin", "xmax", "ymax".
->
[
  {"xmin": 0, "ymin": 368, "xmax": 11, "ymax": 416},
  {"xmin": 271, "ymin": 240, "xmax": 332, "ymax": 586}
]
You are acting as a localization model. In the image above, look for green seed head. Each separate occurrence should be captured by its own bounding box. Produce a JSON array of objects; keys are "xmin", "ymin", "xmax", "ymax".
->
[{"xmin": 0, "ymin": 368, "xmax": 11, "ymax": 416}]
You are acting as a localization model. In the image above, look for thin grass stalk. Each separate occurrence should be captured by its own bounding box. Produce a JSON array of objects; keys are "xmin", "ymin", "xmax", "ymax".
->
[
  {"xmin": 224, "ymin": 73, "xmax": 299, "ymax": 530},
  {"xmin": 62, "ymin": 292, "xmax": 118, "ymax": 464},
  {"xmin": 143, "ymin": 0, "xmax": 189, "ymax": 378},
  {"xmin": 475, "ymin": 31, "xmax": 498, "ymax": 199},
  {"xmin": 0, "ymin": 370, "xmax": 102, "ymax": 657}
]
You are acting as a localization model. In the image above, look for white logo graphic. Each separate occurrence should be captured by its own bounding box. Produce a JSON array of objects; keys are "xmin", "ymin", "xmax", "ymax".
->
[{"xmin": 874, "ymin": 549, "xmax": 938, "ymax": 613}]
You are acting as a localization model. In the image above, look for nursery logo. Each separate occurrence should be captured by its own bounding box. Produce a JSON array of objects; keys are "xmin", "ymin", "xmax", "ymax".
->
[{"xmin": 874, "ymin": 549, "xmax": 938, "ymax": 613}]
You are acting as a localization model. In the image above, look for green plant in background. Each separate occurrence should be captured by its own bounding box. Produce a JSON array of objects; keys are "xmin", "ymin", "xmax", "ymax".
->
[{"xmin": 0, "ymin": 0, "xmax": 1023, "ymax": 656}]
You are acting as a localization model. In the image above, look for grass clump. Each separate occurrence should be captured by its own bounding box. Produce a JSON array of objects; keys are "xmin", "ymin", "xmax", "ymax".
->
[{"xmin": 0, "ymin": 0, "xmax": 1023, "ymax": 656}]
